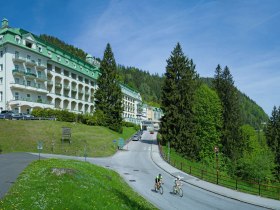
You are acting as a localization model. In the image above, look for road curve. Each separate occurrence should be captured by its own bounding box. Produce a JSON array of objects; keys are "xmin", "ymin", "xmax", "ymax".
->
[{"xmin": 88, "ymin": 131, "xmax": 266, "ymax": 210}]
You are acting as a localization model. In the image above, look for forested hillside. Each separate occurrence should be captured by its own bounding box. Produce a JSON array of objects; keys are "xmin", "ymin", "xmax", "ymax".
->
[
  {"xmin": 117, "ymin": 65, "xmax": 163, "ymax": 106},
  {"xmin": 119, "ymin": 70, "xmax": 268, "ymax": 128}
]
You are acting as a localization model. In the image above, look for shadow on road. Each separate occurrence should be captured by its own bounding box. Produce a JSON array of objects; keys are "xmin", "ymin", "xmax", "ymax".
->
[{"xmin": 141, "ymin": 139, "xmax": 157, "ymax": 145}]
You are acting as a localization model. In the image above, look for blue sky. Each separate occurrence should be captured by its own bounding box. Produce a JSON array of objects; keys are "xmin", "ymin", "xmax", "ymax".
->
[{"xmin": 1, "ymin": 0, "xmax": 280, "ymax": 115}]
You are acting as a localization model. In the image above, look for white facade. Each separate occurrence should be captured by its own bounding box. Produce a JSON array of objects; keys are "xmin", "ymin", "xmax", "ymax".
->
[{"xmin": 0, "ymin": 19, "xmax": 142, "ymax": 122}]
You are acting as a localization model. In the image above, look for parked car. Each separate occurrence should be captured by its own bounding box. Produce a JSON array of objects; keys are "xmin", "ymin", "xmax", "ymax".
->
[
  {"xmin": 22, "ymin": 113, "xmax": 34, "ymax": 120},
  {"xmin": 12, "ymin": 113, "xmax": 24, "ymax": 120},
  {"xmin": 12, "ymin": 113, "xmax": 34, "ymax": 120},
  {"xmin": 132, "ymin": 135, "xmax": 139, "ymax": 141},
  {"xmin": 0, "ymin": 110, "xmax": 15, "ymax": 119}
]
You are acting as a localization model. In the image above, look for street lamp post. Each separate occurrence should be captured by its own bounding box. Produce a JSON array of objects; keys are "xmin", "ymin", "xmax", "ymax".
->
[{"xmin": 214, "ymin": 146, "xmax": 219, "ymax": 184}]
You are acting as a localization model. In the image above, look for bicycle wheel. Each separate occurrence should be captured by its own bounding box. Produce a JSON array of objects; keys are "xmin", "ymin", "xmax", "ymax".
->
[
  {"xmin": 179, "ymin": 188, "xmax": 183, "ymax": 197},
  {"xmin": 173, "ymin": 186, "xmax": 176, "ymax": 194},
  {"xmin": 159, "ymin": 186, "xmax": 163, "ymax": 194}
]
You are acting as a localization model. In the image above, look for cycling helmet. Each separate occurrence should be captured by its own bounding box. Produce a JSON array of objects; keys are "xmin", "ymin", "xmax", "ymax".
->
[{"xmin": 159, "ymin": 173, "xmax": 162, "ymax": 177}]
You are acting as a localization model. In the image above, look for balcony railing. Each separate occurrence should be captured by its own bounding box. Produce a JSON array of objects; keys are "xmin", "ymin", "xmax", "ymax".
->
[
  {"xmin": 12, "ymin": 69, "xmax": 25, "ymax": 76},
  {"xmin": 24, "ymin": 72, "xmax": 37, "ymax": 78},
  {"xmin": 11, "ymin": 98, "xmax": 53, "ymax": 105},
  {"xmin": 36, "ymin": 63, "xmax": 46, "ymax": 70},
  {"xmin": 47, "ymin": 80, "xmax": 53, "ymax": 86},
  {"xmin": 25, "ymin": 59, "xmax": 37, "ymax": 67},
  {"xmin": 12, "ymin": 55, "xmax": 25, "ymax": 63},
  {"xmin": 64, "ymin": 85, "xmax": 70, "ymax": 90},
  {"xmin": 37, "ymin": 75, "xmax": 47, "ymax": 81},
  {"xmin": 71, "ymin": 87, "xmax": 77, "ymax": 92},
  {"xmin": 55, "ymin": 83, "xmax": 62, "ymax": 88}
]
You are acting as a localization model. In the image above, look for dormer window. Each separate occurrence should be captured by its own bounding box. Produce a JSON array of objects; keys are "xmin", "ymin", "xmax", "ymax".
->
[
  {"xmin": 15, "ymin": 36, "xmax": 21, "ymax": 44},
  {"xmin": 73, "ymin": 63, "xmax": 76, "ymax": 68},
  {"xmin": 66, "ymin": 60, "xmax": 69, "ymax": 65},
  {"xmin": 48, "ymin": 51, "xmax": 52, "ymax": 57},
  {"xmin": 57, "ymin": 56, "xmax": 61, "ymax": 62},
  {"xmin": 26, "ymin": 41, "xmax": 32, "ymax": 48},
  {"xmin": 38, "ymin": 46, "xmax": 43, "ymax": 53},
  {"xmin": 0, "ymin": 35, "xmax": 3, "ymax": 42}
]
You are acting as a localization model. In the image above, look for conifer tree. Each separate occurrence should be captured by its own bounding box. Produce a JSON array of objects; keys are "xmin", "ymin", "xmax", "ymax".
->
[
  {"xmin": 161, "ymin": 43, "xmax": 199, "ymax": 159},
  {"xmin": 266, "ymin": 106, "xmax": 280, "ymax": 178},
  {"xmin": 161, "ymin": 43, "xmax": 181, "ymax": 148},
  {"xmin": 213, "ymin": 65, "xmax": 242, "ymax": 160},
  {"xmin": 95, "ymin": 43, "xmax": 123, "ymax": 133}
]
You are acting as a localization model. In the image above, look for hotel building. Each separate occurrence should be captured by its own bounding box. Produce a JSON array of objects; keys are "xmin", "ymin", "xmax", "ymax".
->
[{"xmin": 0, "ymin": 18, "xmax": 143, "ymax": 123}]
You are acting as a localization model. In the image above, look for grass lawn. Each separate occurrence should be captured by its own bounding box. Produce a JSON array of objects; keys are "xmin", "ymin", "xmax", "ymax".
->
[
  {"xmin": 0, "ymin": 120, "xmax": 137, "ymax": 157},
  {"xmin": 0, "ymin": 159, "xmax": 157, "ymax": 210}
]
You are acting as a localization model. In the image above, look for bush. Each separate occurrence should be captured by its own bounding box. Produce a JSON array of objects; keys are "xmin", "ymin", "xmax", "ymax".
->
[
  {"xmin": 0, "ymin": 145, "xmax": 2, "ymax": 153},
  {"xmin": 109, "ymin": 123, "xmax": 123, "ymax": 134}
]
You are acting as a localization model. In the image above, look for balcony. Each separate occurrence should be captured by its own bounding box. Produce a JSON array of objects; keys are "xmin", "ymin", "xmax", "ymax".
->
[
  {"xmin": 36, "ymin": 75, "xmax": 47, "ymax": 81},
  {"xmin": 78, "ymin": 89, "xmax": 84, "ymax": 94},
  {"xmin": 55, "ymin": 83, "xmax": 62, "ymax": 88},
  {"xmin": 36, "ymin": 63, "xmax": 46, "ymax": 70},
  {"xmin": 64, "ymin": 85, "xmax": 70, "ymax": 90},
  {"xmin": 47, "ymin": 69, "xmax": 53, "ymax": 76},
  {"xmin": 85, "ymin": 92, "xmax": 90, "ymax": 96},
  {"xmin": 12, "ymin": 55, "xmax": 25, "ymax": 63},
  {"xmin": 47, "ymin": 80, "xmax": 53, "ymax": 86},
  {"xmin": 25, "ymin": 59, "xmax": 37, "ymax": 67},
  {"xmin": 10, "ymin": 82, "xmax": 26, "ymax": 90},
  {"xmin": 24, "ymin": 72, "xmax": 37, "ymax": 79},
  {"xmin": 71, "ymin": 87, "xmax": 77, "ymax": 92},
  {"xmin": 12, "ymin": 69, "xmax": 25, "ymax": 76}
]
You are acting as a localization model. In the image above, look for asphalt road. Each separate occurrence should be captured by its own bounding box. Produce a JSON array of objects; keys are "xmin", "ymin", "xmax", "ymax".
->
[
  {"xmin": 88, "ymin": 131, "xmax": 265, "ymax": 210},
  {"xmin": 0, "ymin": 152, "xmax": 41, "ymax": 198}
]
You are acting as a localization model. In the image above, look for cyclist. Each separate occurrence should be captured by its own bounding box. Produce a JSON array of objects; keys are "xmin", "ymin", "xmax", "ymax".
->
[
  {"xmin": 155, "ymin": 173, "xmax": 163, "ymax": 189},
  {"xmin": 174, "ymin": 176, "xmax": 181, "ymax": 189}
]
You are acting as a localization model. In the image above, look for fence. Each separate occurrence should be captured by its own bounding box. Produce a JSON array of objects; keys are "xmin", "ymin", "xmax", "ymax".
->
[{"xmin": 158, "ymin": 142, "xmax": 280, "ymax": 200}]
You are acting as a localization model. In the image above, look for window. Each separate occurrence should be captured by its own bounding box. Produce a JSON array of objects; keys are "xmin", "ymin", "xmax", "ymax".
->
[
  {"xmin": 15, "ymin": 36, "xmax": 21, "ymax": 44},
  {"xmin": 0, "ymin": 51, "xmax": 2, "ymax": 58},
  {"xmin": 0, "ymin": 64, "xmax": 3, "ymax": 71},
  {"xmin": 15, "ymin": 78, "xmax": 19, "ymax": 84},
  {"xmin": 27, "ymin": 94, "xmax": 30, "ymax": 98},
  {"xmin": 38, "ymin": 71, "xmax": 41, "ymax": 77},
  {"xmin": 57, "ymin": 56, "xmax": 61, "ymax": 62},
  {"xmin": 0, "ymin": 35, "xmax": 3, "ymax": 42},
  {"xmin": 48, "ymin": 51, "xmax": 52, "ymax": 57},
  {"xmin": 38, "ymin": 59, "xmax": 41, "ymax": 66},
  {"xmin": 37, "ymin": 83, "xmax": 41, "ymax": 89},
  {"xmin": 66, "ymin": 60, "xmax": 69, "ymax": 65},
  {"xmin": 15, "ymin": 65, "xmax": 19, "ymax": 70},
  {"xmin": 38, "ymin": 46, "xmax": 42, "ymax": 53},
  {"xmin": 15, "ymin": 92, "xmax": 19, "ymax": 100},
  {"xmin": 27, "ymin": 55, "xmax": 31, "ymax": 61},
  {"xmin": 27, "ymin": 81, "xmax": 31, "ymax": 86},
  {"xmin": 27, "ymin": 68, "xmax": 31, "ymax": 73},
  {"xmin": 0, "ymin": 91, "xmax": 2, "ymax": 101},
  {"xmin": 26, "ymin": 41, "xmax": 32, "ymax": 48},
  {"xmin": 15, "ymin": 51, "xmax": 19, "ymax": 58},
  {"xmin": 0, "ymin": 77, "xmax": 2, "ymax": 84}
]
